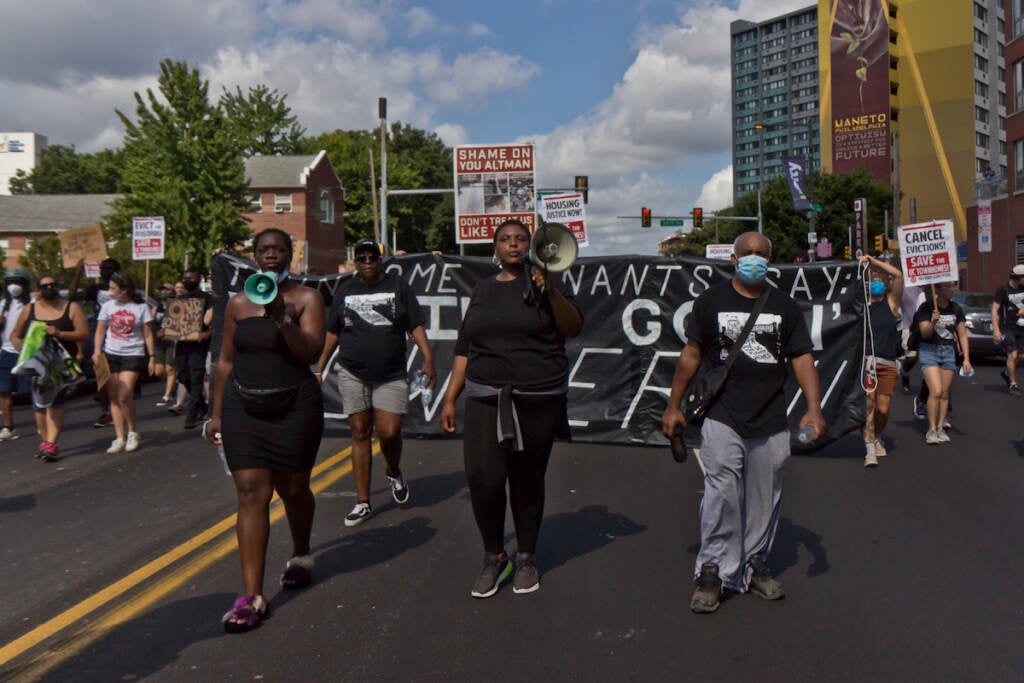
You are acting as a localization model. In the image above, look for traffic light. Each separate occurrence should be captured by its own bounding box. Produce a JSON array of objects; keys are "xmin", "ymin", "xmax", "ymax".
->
[
  {"xmin": 641, "ymin": 207, "xmax": 651, "ymax": 228},
  {"xmin": 575, "ymin": 175, "xmax": 589, "ymax": 203},
  {"xmin": 693, "ymin": 207, "xmax": 703, "ymax": 229},
  {"xmin": 844, "ymin": 245, "xmax": 851, "ymax": 259},
  {"xmin": 874, "ymin": 234, "xmax": 884, "ymax": 253}
]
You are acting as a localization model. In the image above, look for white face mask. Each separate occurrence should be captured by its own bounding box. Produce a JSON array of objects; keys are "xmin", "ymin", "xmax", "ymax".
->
[{"xmin": 6, "ymin": 283, "xmax": 23, "ymax": 298}]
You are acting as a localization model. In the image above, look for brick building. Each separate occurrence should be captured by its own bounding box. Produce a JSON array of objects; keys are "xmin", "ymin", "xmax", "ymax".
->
[
  {"xmin": 243, "ymin": 151, "xmax": 345, "ymax": 274},
  {"xmin": 0, "ymin": 194, "xmax": 117, "ymax": 270}
]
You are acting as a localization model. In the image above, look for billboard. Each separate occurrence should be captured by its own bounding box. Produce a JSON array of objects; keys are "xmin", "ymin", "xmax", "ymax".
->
[
  {"xmin": 830, "ymin": 0, "xmax": 890, "ymax": 181},
  {"xmin": 453, "ymin": 143, "xmax": 535, "ymax": 244}
]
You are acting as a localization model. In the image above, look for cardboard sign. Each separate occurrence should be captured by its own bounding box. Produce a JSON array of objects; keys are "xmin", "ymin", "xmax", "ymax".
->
[
  {"xmin": 162, "ymin": 298, "xmax": 206, "ymax": 341},
  {"xmin": 93, "ymin": 353, "xmax": 111, "ymax": 391},
  {"xmin": 132, "ymin": 216, "xmax": 165, "ymax": 260},
  {"xmin": 897, "ymin": 220, "xmax": 958, "ymax": 286},
  {"xmin": 59, "ymin": 224, "xmax": 108, "ymax": 268}
]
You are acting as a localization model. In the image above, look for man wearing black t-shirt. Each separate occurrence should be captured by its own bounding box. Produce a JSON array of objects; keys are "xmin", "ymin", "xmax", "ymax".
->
[
  {"xmin": 663, "ymin": 232, "xmax": 825, "ymax": 614},
  {"xmin": 317, "ymin": 240, "xmax": 435, "ymax": 527},
  {"xmin": 992, "ymin": 265, "xmax": 1024, "ymax": 396},
  {"xmin": 173, "ymin": 267, "xmax": 213, "ymax": 429}
]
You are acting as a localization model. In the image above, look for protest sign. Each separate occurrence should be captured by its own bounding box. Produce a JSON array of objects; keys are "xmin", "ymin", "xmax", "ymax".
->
[
  {"xmin": 897, "ymin": 220, "xmax": 958, "ymax": 286},
  {"xmin": 132, "ymin": 216, "xmax": 165, "ymax": 260},
  {"xmin": 538, "ymin": 192, "xmax": 587, "ymax": 246},
  {"xmin": 705, "ymin": 244, "xmax": 734, "ymax": 260},
  {"xmin": 162, "ymin": 298, "xmax": 206, "ymax": 341},
  {"xmin": 58, "ymin": 224, "xmax": 107, "ymax": 268},
  {"xmin": 453, "ymin": 143, "xmax": 535, "ymax": 244}
]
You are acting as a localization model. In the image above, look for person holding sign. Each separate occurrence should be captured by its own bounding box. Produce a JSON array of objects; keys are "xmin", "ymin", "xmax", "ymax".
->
[
  {"xmin": 172, "ymin": 267, "xmax": 214, "ymax": 429},
  {"xmin": 93, "ymin": 272, "xmax": 155, "ymax": 454},
  {"xmin": 991, "ymin": 265, "xmax": 1024, "ymax": 397},
  {"xmin": 913, "ymin": 281, "xmax": 971, "ymax": 444},
  {"xmin": 206, "ymin": 229, "xmax": 326, "ymax": 633},
  {"xmin": 11, "ymin": 274, "xmax": 89, "ymax": 462},
  {"xmin": 858, "ymin": 255, "xmax": 903, "ymax": 467}
]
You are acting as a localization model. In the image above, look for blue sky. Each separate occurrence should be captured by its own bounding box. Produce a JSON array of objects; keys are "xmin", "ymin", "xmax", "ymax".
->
[{"xmin": 0, "ymin": 0, "xmax": 812, "ymax": 255}]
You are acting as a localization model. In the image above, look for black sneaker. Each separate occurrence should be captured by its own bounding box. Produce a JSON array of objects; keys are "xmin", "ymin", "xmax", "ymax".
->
[
  {"xmin": 1011, "ymin": 384, "xmax": 1023, "ymax": 398},
  {"xmin": 512, "ymin": 552, "xmax": 540, "ymax": 594},
  {"xmin": 748, "ymin": 554, "xmax": 785, "ymax": 600},
  {"xmin": 900, "ymin": 371, "xmax": 910, "ymax": 393},
  {"xmin": 344, "ymin": 502, "xmax": 372, "ymax": 527},
  {"xmin": 386, "ymin": 472, "xmax": 410, "ymax": 504},
  {"xmin": 471, "ymin": 552, "xmax": 512, "ymax": 598},
  {"xmin": 913, "ymin": 396, "xmax": 926, "ymax": 419},
  {"xmin": 690, "ymin": 562, "xmax": 722, "ymax": 613},
  {"xmin": 92, "ymin": 412, "xmax": 112, "ymax": 428}
]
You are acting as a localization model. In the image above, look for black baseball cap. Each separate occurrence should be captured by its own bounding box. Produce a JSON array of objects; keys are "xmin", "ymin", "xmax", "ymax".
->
[{"xmin": 354, "ymin": 240, "xmax": 382, "ymax": 256}]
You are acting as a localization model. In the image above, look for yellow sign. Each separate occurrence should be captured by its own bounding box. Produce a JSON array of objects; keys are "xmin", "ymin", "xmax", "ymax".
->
[{"xmin": 58, "ymin": 224, "xmax": 108, "ymax": 268}]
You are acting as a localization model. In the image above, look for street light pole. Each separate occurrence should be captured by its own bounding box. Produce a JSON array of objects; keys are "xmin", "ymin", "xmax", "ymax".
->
[{"xmin": 755, "ymin": 122, "xmax": 764, "ymax": 233}]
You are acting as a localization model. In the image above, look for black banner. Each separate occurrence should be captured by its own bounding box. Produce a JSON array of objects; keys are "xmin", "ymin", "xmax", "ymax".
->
[
  {"xmin": 783, "ymin": 156, "xmax": 813, "ymax": 211},
  {"xmin": 211, "ymin": 253, "xmax": 866, "ymax": 452}
]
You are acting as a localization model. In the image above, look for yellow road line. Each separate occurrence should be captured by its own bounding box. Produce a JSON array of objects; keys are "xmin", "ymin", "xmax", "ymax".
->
[{"xmin": 0, "ymin": 442, "xmax": 369, "ymax": 674}]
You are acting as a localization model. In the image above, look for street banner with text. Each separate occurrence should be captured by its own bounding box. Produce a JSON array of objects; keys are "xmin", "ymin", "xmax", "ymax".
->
[
  {"xmin": 453, "ymin": 143, "xmax": 535, "ymax": 244},
  {"xmin": 897, "ymin": 220, "xmax": 958, "ymax": 286},
  {"xmin": 212, "ymin": 253, "xmax": 866, "ymax": 452}
]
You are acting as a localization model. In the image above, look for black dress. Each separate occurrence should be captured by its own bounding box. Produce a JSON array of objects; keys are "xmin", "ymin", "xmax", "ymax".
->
[{"xmin": 222, "ymin": 317, "xmax": 324, "ymax": 472}]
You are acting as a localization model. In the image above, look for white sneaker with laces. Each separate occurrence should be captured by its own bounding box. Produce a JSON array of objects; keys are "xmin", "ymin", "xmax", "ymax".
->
[
  {"xmin": 873, "ymin": 438, "xmax": 887, "ymax": 457},
  {"xmin": 344, "ymin": 502, "xmax": 372, "ymax": 527},
  {"xmin": 0, "ymin": 427, "xmax": 19, "ymax": 441},
  {"xmin": 125, "ymin": 432, "xmax": 141, "ymax": 452},
  {"xmin": 107, "ymin": 438, "xmax": 126, "ymax": 454},
  {"xmin": 935, "ymin": 428, "xmax": 951, "ymax": 443},
  {"xmin": 925, "ymin": 429, "xmax": 940, "ymax": 445},
  {"xmin": 387, "ymin": 472, "xmax": 410, "ymax": 504}
]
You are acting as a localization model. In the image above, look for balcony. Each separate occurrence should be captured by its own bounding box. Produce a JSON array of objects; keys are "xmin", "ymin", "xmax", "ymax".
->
[{"xmin": 975, "ymin": 168, "xmax": 1007, "ymax": 200}]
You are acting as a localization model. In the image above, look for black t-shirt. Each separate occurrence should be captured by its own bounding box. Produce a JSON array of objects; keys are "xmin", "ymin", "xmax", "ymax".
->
[
  {"xmin": 326, "ymin": 273, "xmax": 425, "ymax": 382},
  {"xmin": 994, "ymin": 284, "xmax": 1024, "ymax": 331},
  {"xmin": 454, "ymin": 275, "xmax": 581, "ymax": 392},
  {"xmin": 868, "ymin": 300, "xmax": 901, "ymax": 360},
  {"xmin": 685, "ymin": 281, "xmax": 813, "ymax": 438},
  {"xmin": 913, "ymin": 299, "xmax": 965, "ymax": 347}
]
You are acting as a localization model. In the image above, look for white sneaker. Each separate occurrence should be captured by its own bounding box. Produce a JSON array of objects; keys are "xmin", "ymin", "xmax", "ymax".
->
[
  {"xmin": 0, "ymin": 427, "xmax": 19, "ymax": 441},
  {"xmin": 125, "ymin": 432, "xmax": 141, "ymax": 452},
  {"xmin": 156, "ymin": 396, "xmax": 173, "ymax": 407},
  {"xmin": 344, "ymin": 502, "xmax": 372, "ymax": 527},
  {"xmin": 107, "ymin": 438, "xmax": 125, "ymax": 454},
  {"xmin": 935, "ymin": 428, "xmax": 951, "ymax": 444},
  {"xmin": 873, "ymin": 438, "xmax": 887, "ymax": 457},
  {"xmin": 925, "ymin": 429, "xmax": 940, "ymax": 445}
]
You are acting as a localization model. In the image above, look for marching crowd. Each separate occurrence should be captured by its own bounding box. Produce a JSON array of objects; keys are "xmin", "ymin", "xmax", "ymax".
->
[{"xmin": 2, "ymin": 228, "xmax": 1023, "ymax": 628}]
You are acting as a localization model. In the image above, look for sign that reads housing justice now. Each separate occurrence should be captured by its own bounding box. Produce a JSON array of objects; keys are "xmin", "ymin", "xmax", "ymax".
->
[
  {"xmin": 897, "ymin": 220, "xmax": 957, "ymax": 286},
  {"xmin": 538, "ymin": 192, "xmax": 587, "ymax": 247}
]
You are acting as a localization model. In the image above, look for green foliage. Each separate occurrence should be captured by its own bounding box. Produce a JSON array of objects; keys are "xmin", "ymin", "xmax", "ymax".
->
[
  {"xmin": 9, "ymin": 145, "xmax": 124, "ymax": 194},
  {"xmin": 18, "ymin": 235, "xmax": 73, "ymax": 282},
  {"xmin": 301, "ymin": 122, "xmax": 455, "ymax": 254},
  {"xmin": 682, "ymin": 169, "xmax": 893, "ymax": 262},
  {"xmin": 220, "ymin": 84, "xmax": 306, "ymax": 157},
  {"xmin": 109, "ymin": 59, "xmax": 250, "ymax": 272}
]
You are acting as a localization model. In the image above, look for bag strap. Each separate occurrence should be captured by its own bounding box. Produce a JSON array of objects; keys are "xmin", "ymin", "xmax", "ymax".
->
[{"xmin": 720, "ymin": 286, "xmax": 772, "ymax": 376}]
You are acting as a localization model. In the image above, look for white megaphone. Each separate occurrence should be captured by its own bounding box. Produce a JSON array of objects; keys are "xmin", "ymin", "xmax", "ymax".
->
[
  {"xmin": 527, "ymin": 222, "xmax": 578, "ymax": 273},
  {"xmin": 244, "ymin": 272, "xmax": 278, "ymax": 305}
]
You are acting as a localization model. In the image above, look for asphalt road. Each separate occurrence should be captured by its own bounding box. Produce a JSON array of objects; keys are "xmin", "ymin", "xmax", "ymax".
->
[{"xmin": 1, "ymin": 361, "xmax": 1023, "ymax": 682}]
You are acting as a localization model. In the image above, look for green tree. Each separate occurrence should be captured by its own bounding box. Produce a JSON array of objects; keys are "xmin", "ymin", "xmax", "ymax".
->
[
  {"xmin": 18, "ymin": 235, "xmax": 72, "ymax": 281},
  {"xmin": 302, "ymin": 122, "xmax": 456, "ymax": 254},
  {"xmin": 109, "ymin": 59, "xmax": 249, "ymax": 272},
  {"xmin": 220, "ymin": 84, "xmax": 306, "ymax": 157},
  {"xmin": 9, "ymin": 145, "xmax": 124, "ymax": 194}
]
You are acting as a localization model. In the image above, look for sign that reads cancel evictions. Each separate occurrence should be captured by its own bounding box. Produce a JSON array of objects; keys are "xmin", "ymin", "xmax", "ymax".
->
[
  {"xmin": 897, "ymin": 220, "xmax": 958, "ymax": 286},
  {"xmin": 453, "ymin": 143, "xmax": 536, "ymax": 244}
]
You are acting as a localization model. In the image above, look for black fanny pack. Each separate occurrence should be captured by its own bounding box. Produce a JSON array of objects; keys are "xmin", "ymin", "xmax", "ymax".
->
[{"xmin": 233, "ymin": 378, "xmax": 298, "ymax": 418}]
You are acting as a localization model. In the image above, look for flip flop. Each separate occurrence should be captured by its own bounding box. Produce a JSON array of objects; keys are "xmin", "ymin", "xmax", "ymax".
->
[
  {"xmin": 222, "ymin": 594, "xmax": 268, "ymax": 633},
  {"xmin": 279, "ymin": 555, "xmax": 314, "ymax": 590}
]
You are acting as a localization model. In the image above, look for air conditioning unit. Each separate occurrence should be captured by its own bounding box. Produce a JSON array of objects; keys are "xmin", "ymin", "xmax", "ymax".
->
[{"xmin": 275, "ymin": 206, "xmax": 285, "ymax": 213}]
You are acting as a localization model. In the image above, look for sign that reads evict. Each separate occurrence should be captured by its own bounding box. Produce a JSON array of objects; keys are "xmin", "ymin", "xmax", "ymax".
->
[
  {"xmin": 538, "ymin": 192, "xmax": 587, "ymax": 247},
  {"xmin": 453, "ymin": 143, "xmax": 535, "ymax": 244},
  {"xmin": 132, "ymin": 216, "xmax": 165, "ymax": 260},
  {"xmin": 897, "ymin": 220, "xmax": 958, "ymax": 286}
]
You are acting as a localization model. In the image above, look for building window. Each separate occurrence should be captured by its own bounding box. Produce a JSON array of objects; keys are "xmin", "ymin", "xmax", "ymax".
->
[
  {"xmin": 975, "ymin": 54, "xmax": 989, "ymax": 71},
  {"xmin": 1000, "ymin": 115, "xmax": 1007, "ymax": 130},
  {"xmin": 976, "ymin": 80, "xmax": 990, "ymax": 98},
  {"xmin": 1016, "ymin": 0, "xmax": 1024, "ymax": 38},
  {"xmin": 274, "ymin": 193, "xmax": 292, "ymax": 213},
  {"xmin": 247, "ymin": 193, "xmax": 262, "ymax": 211},
  {"xmin": 976, "ymin": 106, "xmax": 990, "ymax": 124},
  {"xmin": 0, "ymin": 238, "xmax": 8, "ymax": 250},
  {"xmin": 975, "ymin": 27, "xmax": 988, "ymax": 45},
  {"xmin": 977, "ymin": 132, "xmax": 990, "ymax": 148},
  {"xmin": 1016, "ymin": 236, "xmax": 1024, "ymax": 264},
  {"xmin": 975, "ymin": 2, "xmax": 988, "ymax": 22},
  {"xmin": 319, "ymin": 190, "xmax": 334, "ymax": 223},
  {"xmin": 1015, "ymin": 140, "xmax": 1024, "ymax": 184}
]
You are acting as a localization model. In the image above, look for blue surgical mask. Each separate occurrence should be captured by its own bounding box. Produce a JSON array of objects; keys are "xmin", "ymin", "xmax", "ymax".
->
[
  {"xmin": 870, "ymin": 280, "xmax": 886, "ymax": 297},
  {"xmin": 736, "ymin": 254, "xmax": 769, "ymax": 284}
]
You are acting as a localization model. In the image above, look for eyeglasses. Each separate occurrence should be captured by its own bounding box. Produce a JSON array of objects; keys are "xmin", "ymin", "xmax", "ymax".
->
[
  {"xmin": 354, "ymin": 255, "xmax": 379, "ymax": 264},
  {"xmin": 38, "ymin": 283, "xmax": 58, "ymax": 289}
]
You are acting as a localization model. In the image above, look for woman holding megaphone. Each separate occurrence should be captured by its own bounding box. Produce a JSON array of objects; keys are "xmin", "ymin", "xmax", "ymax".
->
[
  {"xmin": 441, "ymin": 219, "xmax": 583, "ymax": 598},
  {"xmin": 207, "ymin": 228, "xmax": 326, "ymax": 633}
]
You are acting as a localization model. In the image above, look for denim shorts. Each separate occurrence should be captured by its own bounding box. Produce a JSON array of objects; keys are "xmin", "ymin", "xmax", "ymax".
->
[
  {"xmin": 0, "ymin": 350, "xmax": 31, "ymax": 395},
  {"xmin": 918, "ymin": 342, "xmax": 956, "ymax": 370}
]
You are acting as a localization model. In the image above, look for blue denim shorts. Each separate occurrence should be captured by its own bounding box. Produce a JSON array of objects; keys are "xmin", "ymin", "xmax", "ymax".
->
[
  {"xmin": 0, "ymin": 350, "xmax": 31, "ymax": 395},
  {"xmin": 918, "ymin": 342, "xmax": 956, "ymax": 370}
]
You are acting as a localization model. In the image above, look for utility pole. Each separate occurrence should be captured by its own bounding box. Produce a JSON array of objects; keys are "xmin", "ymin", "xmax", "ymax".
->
[{"xmin": 379, "ymin": 97, "xmax": 388, "ymax": 253}]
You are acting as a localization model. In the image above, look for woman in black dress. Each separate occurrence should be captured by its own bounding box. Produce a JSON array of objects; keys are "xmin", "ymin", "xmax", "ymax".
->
[
  {"xmin": 441, "ymin": 219, "xmax": 583, "ymax": 598},
  {"xmin": 206, "ymin": 229, "xmax": 326, "ymax": 633}
]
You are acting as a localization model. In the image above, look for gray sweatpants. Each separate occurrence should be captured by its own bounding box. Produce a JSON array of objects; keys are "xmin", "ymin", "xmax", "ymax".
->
[{"xmin": 695, "ymin": 418, "xmax": 789, "ymax": 592}]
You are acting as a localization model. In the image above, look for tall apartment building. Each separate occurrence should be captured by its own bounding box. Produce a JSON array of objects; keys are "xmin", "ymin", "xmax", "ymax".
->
[
  {"xmin": 0, "ymin": 132, "xmax": 47, "ymax": 195},
  {"xmin": 730, "ymin": 5, "xmax": 821, "ymax": 204}
]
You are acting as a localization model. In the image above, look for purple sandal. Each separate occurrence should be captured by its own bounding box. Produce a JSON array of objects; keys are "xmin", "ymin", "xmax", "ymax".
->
[
  {"xmin": 222, "ymin": 594, "xmax": 268, "ymax": 633},
  {"xmin": 279, "ymin": 555, "xmax": 314, "ymax": 590}
]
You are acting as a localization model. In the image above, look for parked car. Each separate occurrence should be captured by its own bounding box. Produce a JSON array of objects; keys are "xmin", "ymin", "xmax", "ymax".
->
[{"xmin": 951, "ymin": 292, "xmax": 1001, "ymax": 358}]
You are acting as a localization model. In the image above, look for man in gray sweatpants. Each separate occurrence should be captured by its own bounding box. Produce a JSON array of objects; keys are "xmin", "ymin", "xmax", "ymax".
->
[{"xmin": 662, "ymin": 232, "xmax": 826, "ymax": 614}]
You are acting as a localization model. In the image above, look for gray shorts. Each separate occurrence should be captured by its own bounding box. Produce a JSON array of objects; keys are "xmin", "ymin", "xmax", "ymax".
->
[{"xmin": 336, "ymin": 364, "xmax": 408, "ymax": 415}]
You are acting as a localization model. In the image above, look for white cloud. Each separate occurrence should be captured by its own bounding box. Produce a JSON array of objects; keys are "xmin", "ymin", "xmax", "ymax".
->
[
  {"xmin": 467, "ymin": 23, "xmax": 491, "ymax": 38},
  {"xmin": 433, "ymin": 124, "xmax": 469, "ymax": 148},
  {"xmin": 697, "ymin": 166, "xmax": 734, "ymax": 212}
]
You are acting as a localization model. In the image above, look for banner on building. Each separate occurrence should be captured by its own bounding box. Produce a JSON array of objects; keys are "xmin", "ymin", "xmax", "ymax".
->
[
  {"xmin": 782, "ymin": 156, "xmax": 813, "ymax": 211},
  {"xmin": 453, "ymin": 143, "xmax": 535, "ymax": 244},
  {"xmin": 212, "ymin": 253, "xmax": 866, "ymax": 452},
  {"xmin": 830, "ymin": 0, "xmax": 891, "ymax": 182},
  {"xmin": 538, "ymin": 192, "xmax": 588, "ymax": 247},
  {"xmin": 897, "ymin": 220, "xmax": 958, "ymax": 286}
]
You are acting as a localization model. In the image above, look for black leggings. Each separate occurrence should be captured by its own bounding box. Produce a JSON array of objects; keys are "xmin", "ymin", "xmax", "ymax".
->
[{"xmin": 463, "ymin": 394, "xmax": 565, "ymax": 555}]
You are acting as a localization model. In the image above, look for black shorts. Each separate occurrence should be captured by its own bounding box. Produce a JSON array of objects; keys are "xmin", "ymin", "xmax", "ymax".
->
[
  {"xmin": 1001, "ymin": 330, "xmax": 1024, "ymax": 354},
  {"xmin": 153, "ymin": 339, "xmax": 175, "ymax": 365},
  {"xmin": 106, "ymin": 353, "xmax": 148, "ymax": 374}
]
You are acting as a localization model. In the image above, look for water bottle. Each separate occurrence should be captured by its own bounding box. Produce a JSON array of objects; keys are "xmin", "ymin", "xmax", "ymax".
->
[
  {"xmin": 216, "ymin": 443, "xmax": 232, "ymax": 476},
  {"xmin": 796, "ymin": 426, "xmax": 816, "ymax": 444},
  {"xmin": 410, "ymin": 373, "xmax": 433, "ymax": 407},
  {"xmin": 958, "ymin": 366, "xmax": 975, "ymax": 378}
]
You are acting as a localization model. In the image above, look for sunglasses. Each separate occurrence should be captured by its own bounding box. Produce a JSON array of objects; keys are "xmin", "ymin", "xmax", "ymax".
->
[
  {"xmin": 39, "ymin": 283, "xmax": 58, "ymax": 289},
  {"xmin": 354, "ymin": 255, "xmax": 379, "ymax": 264}
]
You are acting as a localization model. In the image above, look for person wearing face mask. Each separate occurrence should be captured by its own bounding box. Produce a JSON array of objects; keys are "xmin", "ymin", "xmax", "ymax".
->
[
  {"xmin": 662, "ymin": 231, "xmax": 825, "ymax": 614},
  {"xmin": 0, "ymin": 269, "xmax": 33, "ymax": 440},
  {"xmin": 151, "ymin": 283, "xmax": 178, "ymax": 406},
  {"xmin": 172, "ymin": 266, "xmax": 214, "ymax": 429},
  {"xmin": 11, "ymin": 274, "xmax": 89, "ymax": 461},
  {"xmin": 857, "ymin": 255, "xmax": 904, "ymax": 467}
]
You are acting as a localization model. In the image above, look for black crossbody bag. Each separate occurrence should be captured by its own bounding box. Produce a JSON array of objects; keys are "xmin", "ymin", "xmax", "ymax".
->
[{"xmin": 683, "ymin": 287, "xmax": 771, "ymax": 426}]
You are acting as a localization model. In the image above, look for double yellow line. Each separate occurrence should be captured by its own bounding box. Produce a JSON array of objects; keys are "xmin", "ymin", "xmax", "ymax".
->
[{"xmin": 0, "ymin": 441, "xmax": 372, "ymax": 680}]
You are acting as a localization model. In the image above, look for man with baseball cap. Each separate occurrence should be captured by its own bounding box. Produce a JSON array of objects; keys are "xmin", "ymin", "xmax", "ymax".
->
[
  {"xmin": 316, "ymin": 240, "xmax": 436, "ymax": 527},
  {"xmin": 992, "ymin": 264, "xmax": 1024, "ymax": 396}
]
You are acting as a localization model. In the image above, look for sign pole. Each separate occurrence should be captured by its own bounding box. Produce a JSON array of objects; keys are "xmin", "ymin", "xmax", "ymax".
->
[{"xmin": 145, "ymin": 260, "xmax": 151, "ymax": 300}]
